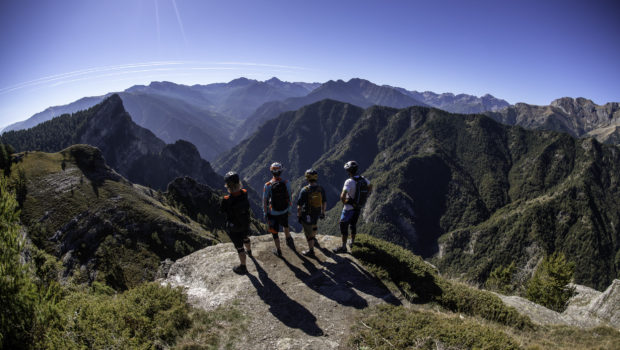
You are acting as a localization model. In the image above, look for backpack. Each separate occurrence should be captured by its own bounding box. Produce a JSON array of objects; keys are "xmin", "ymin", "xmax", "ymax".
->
[
  {"xmin": 225, "ymin": 190, "xmax": 250, "ymax": 231},
  {"xmin": 353, "ymin": 176, "xmax": 369, "ymax": 208},
  {"xmin": 270, "ymin": 180, "xmax": 289, "ymax": 211},
  {"xmin": 304, "ymin": 185, "xmax": 323, "ymax": 214}
]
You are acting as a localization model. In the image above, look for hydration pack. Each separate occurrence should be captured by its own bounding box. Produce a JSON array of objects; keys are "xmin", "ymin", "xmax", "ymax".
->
[
  {"xmin": 353, "ymin": 176, "xmax": 369, "ymax": 208},
  {"xmin": 270, "ymin": 180, "xmax": 289, "ymax": 211},
  {"xmin": 304, "ymin": 185, "xmax": 323, "ymax": 214}
]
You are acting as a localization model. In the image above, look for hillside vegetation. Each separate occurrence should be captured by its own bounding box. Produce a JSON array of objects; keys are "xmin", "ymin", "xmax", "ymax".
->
[
  {"xmin": 8, "ymin": 144, "xmax": 225, "ymax": 290},
  {"xmin": 220, "ymin": 99, "xmax": 620, "ymax": 290}
]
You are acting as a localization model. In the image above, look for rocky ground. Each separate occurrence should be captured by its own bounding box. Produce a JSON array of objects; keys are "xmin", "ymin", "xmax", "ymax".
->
[
  {"xmin": 161, "ymin": 233, "xmax": 620, "ymax": 349},
  {"xmin": 162, "ymin": 233, "xmax": 400, "ymax": 350}
]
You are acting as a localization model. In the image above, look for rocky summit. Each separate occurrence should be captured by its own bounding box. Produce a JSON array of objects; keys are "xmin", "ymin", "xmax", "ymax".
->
[{"xmin": 161, "ymin": 234, "xmax": 401, "ymax": 350}]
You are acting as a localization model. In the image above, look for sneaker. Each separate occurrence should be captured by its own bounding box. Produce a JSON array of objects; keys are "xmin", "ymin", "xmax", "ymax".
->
[
  {"xmin": 332, "ymin": 246, "xmax": 347, "ymax": 254},
  {"xmin": 272, "ymin": 248, "xmax": 283, "ymax": 258},
  {"xmin": 302, "ymin": 249, "xmax": 315, "ymax": 258},
  {"xmin": 232, "ymin": 265, "xmax": 248, "ymax": 274}
]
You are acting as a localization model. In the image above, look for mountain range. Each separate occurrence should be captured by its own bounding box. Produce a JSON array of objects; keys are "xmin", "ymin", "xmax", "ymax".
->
[
  {"xmin": 218, "ymin": 99, "xmax": 620, "ymax": 291},
  {"xmin": 2, "ymin": 77, "xmax": 510, "ymax": 160}
]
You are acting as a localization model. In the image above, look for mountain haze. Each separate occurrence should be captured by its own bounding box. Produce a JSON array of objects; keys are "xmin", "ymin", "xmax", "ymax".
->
[
  {"xmin": 234, "ymin": 78, "xmax": 428, "ymax": 140},
  {"xmin": 396, "ymin": 88, "xmax": 511, "ymax": 114}
]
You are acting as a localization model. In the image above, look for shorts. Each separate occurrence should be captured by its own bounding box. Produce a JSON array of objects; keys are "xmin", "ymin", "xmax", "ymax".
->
[
  {"xmin": 227, "ymin": 230, "xmax": 250, "ymax": 250},
  {"xmin": 267, "ymin": 213, "xmax": 289, "ymax": 234},
  {"xmin": 301, "ymin": 222, "xmax": 318, "ymax": 240},
  {"xmin": 340, "ymin": 209, "xmax": 360, "ymax": 224}
]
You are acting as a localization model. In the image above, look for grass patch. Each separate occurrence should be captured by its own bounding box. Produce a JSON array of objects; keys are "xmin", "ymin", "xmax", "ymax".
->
[
  {"xmin": 514, "ymin": 325, "xmax": 620, "ymax": 350},
  {"xmin": 350, "ymin": 304, "xmax": 520, "ymax": 350},
  {"xmin": 42, "ymin": 282, "xmax": 246, "ymax": 349},
  {"xmin": 351, "ymin": 234, "xmax": 533, "ymax": 329}
]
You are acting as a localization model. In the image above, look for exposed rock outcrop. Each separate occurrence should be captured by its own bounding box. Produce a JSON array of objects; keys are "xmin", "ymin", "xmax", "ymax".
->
[
  {"xmin": 497, "ymin": 279, "xmax": 620, "ymax": 329},
  {"xmin": 162, "ymin": 234, "xmax": 400, "ymax": 349}
]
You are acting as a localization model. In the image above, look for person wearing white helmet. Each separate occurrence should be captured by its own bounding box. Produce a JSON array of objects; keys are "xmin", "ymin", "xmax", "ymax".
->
[
  {"xmin": 263, "ymin": 162, "xmax": 294, "ymax": 257},
  {"xmin": 333, "ymin": 160, "xmax": 372, "ymax": 253}
]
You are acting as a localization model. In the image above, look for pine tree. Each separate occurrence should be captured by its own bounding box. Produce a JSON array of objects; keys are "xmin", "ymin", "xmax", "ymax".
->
[{"xmin": 526, "ymin": 252, "xmax": 575, "ymax": 312}]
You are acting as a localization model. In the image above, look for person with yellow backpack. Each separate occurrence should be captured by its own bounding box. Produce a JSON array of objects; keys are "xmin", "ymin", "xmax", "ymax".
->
[{"xmin": 296, "ymin": 169, "xmax": 326, "ymax": 257}]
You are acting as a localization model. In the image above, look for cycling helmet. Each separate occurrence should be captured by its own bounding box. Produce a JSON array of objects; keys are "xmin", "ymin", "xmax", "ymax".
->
[
  {"xmin": 344, "ymin": 160, "xmax": 358, "ymax": 174},
  {"xmin": 305, "ymin": 168, "xmax": 318, "ymax": 181},
  {"xmin": 224, "ymin": 171, "xmax": 240, "ymax": 185},
  {"xmin": 270, "ymin": 162, "xmax": 283, "ymax": 176}
]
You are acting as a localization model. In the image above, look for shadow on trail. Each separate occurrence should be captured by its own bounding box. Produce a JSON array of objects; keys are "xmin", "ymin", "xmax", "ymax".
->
[
  {"xmin": 283, "ymin": 245, "xmax": 401, "ymax": 309},
  {"xmin": 247, "ymin": 256, "xmax": 323, "ymax": 336}
]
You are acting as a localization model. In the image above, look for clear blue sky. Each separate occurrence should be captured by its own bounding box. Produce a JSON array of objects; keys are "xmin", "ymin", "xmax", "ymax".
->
[{"xmin": 1, "ymin": 0, "xmax": 618, "ymax": 128}]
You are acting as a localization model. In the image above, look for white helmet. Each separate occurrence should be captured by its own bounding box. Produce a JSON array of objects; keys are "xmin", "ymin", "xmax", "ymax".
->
[{"xmin": 270, "ymin": 162, "xmax": 283, "ymax": 175}]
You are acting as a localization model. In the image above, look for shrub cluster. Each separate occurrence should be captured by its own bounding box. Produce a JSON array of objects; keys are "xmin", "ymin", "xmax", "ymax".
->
[{"xmin": 352, "ymin": 234, "xmax": 533, "ymax": 329}]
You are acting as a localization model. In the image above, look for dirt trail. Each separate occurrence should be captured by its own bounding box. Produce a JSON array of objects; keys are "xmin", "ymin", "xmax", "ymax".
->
[{"xmin": 162, "ymin": 233, "xmax": 401, "ymax": 350}]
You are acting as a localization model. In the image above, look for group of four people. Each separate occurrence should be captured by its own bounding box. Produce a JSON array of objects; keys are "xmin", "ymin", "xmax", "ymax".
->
[{"xmin": 220, "ymin": 160, "xmax": 371, "ymax": 274}]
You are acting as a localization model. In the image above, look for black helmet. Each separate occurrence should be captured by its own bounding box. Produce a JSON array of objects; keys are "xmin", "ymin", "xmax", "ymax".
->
[
  {"xmin": 224, "ymin": 171, "xmax": 240, "ymax": 185},
  {"xmin": 344, "ymin": 160, "xmax": 358, "ymax": 174},
  {"xmin": 305, "ymin": 168, "xmax": 318, "ymax": 181}
]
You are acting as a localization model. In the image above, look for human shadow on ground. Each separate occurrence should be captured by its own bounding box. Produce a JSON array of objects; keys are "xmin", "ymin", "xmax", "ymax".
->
[
  {"xmin": 246, "ymin": 255, "xmax": 324, "ymax": 336},
  {"xmin": 282, "ymin": 244, "xmax": 402, "ymax": 309}
]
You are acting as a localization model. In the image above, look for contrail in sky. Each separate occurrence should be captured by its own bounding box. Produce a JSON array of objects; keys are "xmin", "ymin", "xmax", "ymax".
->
[
  {"xmin": 154, "ymin": 0, "xmax": 161, "ymax": 47},
  {"xmin": 171, "ymin": 0, "xmax": 188, "ymax": 46},
  {"xmin": 0, "ymin": 61, "xmax": 311, "ymax": 95}
]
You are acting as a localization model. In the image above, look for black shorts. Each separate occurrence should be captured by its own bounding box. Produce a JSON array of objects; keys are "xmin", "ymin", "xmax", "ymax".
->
[
  {"xmin": 228, "ymin": 230, "xmax": 250, "ymax": 249},
  {"xmin": 267, "ymin": 213, "xmax": 288, "ymax": 234}
]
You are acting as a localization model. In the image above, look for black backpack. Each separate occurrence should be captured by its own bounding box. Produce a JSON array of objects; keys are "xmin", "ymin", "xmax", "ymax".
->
[
  {"xmin": 225, "ymin": 190, "xmax": 250, "ymax": 231},
  {"xmin": 270, "ymin": 180, "xmax": 289, "ymax": 211},
  {"xmin": 353, "ymin": 176, "xmax": 369, "ymax": 208}
]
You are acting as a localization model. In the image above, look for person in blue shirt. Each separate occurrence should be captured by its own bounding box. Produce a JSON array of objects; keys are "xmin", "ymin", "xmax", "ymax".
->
[{"xmin": 263, "ymin": 162, "xmax": 294, "ymax": 257}]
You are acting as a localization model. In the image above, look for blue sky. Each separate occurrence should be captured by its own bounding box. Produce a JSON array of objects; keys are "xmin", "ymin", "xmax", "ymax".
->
[{"xmin": 1, "ymin": 0, "xmax": 618, "ymax": 128}]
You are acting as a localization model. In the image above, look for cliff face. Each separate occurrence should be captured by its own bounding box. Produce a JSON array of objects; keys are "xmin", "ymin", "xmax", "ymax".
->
[{"xmin": 487, "ymin": 97, "xmax": 620, "ymax": 144}]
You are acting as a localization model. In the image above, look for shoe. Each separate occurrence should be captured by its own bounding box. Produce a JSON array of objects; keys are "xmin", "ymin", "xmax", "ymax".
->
[
  {"xmin": 302, "ymin": 249, "xmax": 315, "ymax": 258},
  {"xmin": 232, "ymin": 265, "xmax": 248, "ymax": 274},
  {"xmin": 285, "ymin": 236, "xmax": 295, "ymax": 249},
  {"xmin": 245, "ymin": 249, "xmax": 252, "ymax": 257},
  {"xmin": 332, "ymin": 246, "xmax": 347, "ymax": 254},
  {"xmin": 272, "ymin": 248, "xmax": 283, "ymax": 258}
]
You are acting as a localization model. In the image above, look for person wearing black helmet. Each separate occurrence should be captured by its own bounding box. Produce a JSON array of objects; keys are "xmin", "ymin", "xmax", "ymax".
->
[
  {"xmin": 296, "ymin": 169, "xmax": 327, "ymax": 257},
  {"xmin": 333, "ymin": 160, "xmax": 372, "ymax": 253},
  {"xmin": 220, "ymin": 171, "xmax": 252, "ymax": 274},
  {"xmin": 263, "ymin": 162, "xmax": 294, "ymax": 257}
]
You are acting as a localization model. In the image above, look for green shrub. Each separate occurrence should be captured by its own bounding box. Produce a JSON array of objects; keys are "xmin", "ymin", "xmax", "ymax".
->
[
  {"xmin": 352, "ymin": 234, "xmax": 533, "ymax": 329},
  {"xmin": 526, "ymin": 252, "xmax": 575, "ymax": 312},
  {"xmin": 350, "ymin": 304, "xmax": 520, "ymax": 350},
  {"xmin": 485, "ymin": 262, "xmax": 517, "ymax": 294},
  {"xmin": 0, "ymin": 175, "xmax": 61, "ymax": 349}
]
